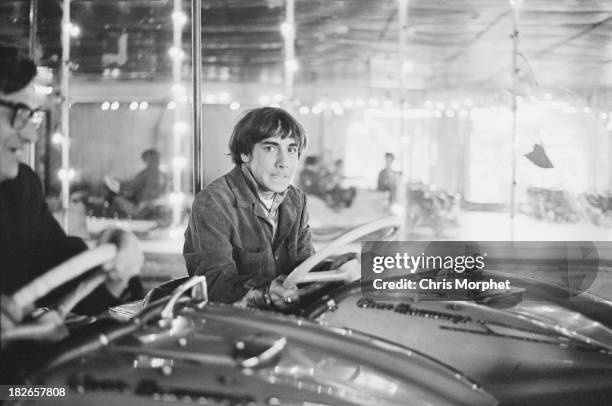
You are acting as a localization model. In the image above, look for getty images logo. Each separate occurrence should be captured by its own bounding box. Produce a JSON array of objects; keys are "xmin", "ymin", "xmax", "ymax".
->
[{"xmin": 363, "ymin": 241, "xmax": 602, "ymax": 298}]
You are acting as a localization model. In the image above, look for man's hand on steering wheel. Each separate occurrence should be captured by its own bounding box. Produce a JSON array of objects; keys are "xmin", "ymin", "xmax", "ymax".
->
[
  {"xmin": 267, "ymin": 275, "xmax": 299, "ymax": 309},
  {"xmin": 98, "ymin": 228, "xmax": 144, "ymax": 298},
  {"xmin": 269, "ymin": 255, "xmax": 360, "ymax": 309}
]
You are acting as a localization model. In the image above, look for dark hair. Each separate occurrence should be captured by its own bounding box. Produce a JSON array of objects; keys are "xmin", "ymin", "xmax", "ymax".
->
[
  {"xmin": 385, "ymin": 152, "xmax": 395, "ymax": 160},
  {"xmin": 304, "ymin": 155, "xmax": 318, "ymax": 165},
  {"xmin": 0, "ymin": 46, "xmax": 37, "ymax": 94},
  {"xmin": 228, "ymin": 107, "xmax": 307, "ymax": 165},
  {"xmin": 141, "ymin": 148, "xmax": 160, "ymax": 161}
]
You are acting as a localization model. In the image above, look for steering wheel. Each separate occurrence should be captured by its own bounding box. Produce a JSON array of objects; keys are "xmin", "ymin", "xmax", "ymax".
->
[
  {"xmin": 284, "ymin": 216, "xmax": 400, "ymax": 288},
  {"xmin": 1, "ymin": 244, "xmax": 117, "ymax": 344}
]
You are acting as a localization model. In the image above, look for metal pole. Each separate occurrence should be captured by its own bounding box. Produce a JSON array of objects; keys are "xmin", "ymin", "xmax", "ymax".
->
[
  {"xmin": 60, "ymin": 0, "xmax": 71, "ymax": 230},
  {"xmin": 510, "ymin": 0, "xmax": 520, "ymax": 240},
  {"xmin": 398, "ymin": 0, "xmax": 409, "ymax": 239},
  {"xmin": 282, "ymin": 0, "xmax": 295, "ymax": 110},
  {"xmin": 171, "ymin": 0, "xmax": 186, "ymax": 227},
  {"xmin": 26, "ymin": 0, "xmax": 38, "ymax": 169},
  {"xmin": 191, "ymin": 0, "xmax": 203, "ymax": 192},
  {"xmin": 28, "ymin": 0, "xmax": 38, "ymax": 57},
  {"xmin": 399, "ymin": 0, "xmax": 408, "ymax": 148}
]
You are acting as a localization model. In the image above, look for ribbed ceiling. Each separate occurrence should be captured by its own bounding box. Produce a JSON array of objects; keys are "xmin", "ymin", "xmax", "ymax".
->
[{"xmin": 1, "ymin": 0, "xmax": 611, "ymax": 93}]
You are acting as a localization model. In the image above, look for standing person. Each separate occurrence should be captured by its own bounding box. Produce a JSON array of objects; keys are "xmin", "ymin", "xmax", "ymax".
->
[
  {"xmin": 377, "ymin": 152, "xmax": 399, "ymax": 203},
  {"xmin": 184, "ymin": 107, "xmax": 314, "ymax": 308},
  {"xmin": 0, "ymin": 46, "xmax": 144, "ymax": 319}
]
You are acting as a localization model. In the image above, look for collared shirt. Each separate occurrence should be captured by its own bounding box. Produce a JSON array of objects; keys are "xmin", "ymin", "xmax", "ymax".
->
[
  {"xmin": 184, "ymin": 165, "xmax": 314, "ymax": 303},
  {"xmin": 241, "ymin": 164, "xmax": 286, "ymax": 239}
]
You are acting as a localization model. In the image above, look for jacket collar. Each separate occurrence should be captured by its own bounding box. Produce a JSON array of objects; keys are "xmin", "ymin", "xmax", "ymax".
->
[
  {"xmin": 227, "ymin": 164, "xmax": 290, "ymax": 207},
  {"xmin": 225, "ymin": 165, "xmax": 257, "ymax": 208},
  {"xmin": 225, "ymin": 164, "xmax": 298, "ymax": 246}
]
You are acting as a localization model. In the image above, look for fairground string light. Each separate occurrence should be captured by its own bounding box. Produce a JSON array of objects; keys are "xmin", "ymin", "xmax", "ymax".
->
[
  {"xmin": 169, "ymin": 1, "xmax": 188, "ymax": 229},
  {"xmin": 59, "ymin": 0, "xmax": 74, "ymax": 230}
]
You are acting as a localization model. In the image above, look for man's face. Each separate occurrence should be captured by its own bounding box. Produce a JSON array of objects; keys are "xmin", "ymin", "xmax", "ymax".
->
[
  {"xmin": 0, "ymin": 82, "xmax": 39, "ymax": 182},
  {"xmin": 241, "ymin": 135, "xmax": 299, "ymax": 193}
]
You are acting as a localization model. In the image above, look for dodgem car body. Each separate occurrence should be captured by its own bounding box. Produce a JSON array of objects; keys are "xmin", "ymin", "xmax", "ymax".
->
[
  {"xmin": 304, "ymin": 276, "xmax": 612, "ymax": 405},
  {"xmin": 15, "ymin": 277, "xmax": 496, "ymax": 406},
  {"xmin": 86, "ymin": 217, "xmax": 612, "ymax": 405},
  {"xmin": 7, "ymin": 218, "xmax": 612, "ymax": 406},
  {"xmin": 285, "ymin": 225, "xmax": 612, "ymax": 406}
]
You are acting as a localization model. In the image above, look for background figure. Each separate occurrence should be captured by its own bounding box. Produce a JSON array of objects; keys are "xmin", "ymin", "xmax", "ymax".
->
[
  {"xmin": 317, "ymin": 150, "xmax": 334, "ymax": 191},
  {"xmin": 377, "ymin": 152, "xmax": 399, "ymax": 203},
  {"xmin": 298, "ymin": 155, "xmax": 325, "ymax": 197},
  {"xmin": 107, "ymin": 148, "xmax": 169, "ymax": 219},
  {"xmin": 326, "ymin": 159, "xmax": 357, "ymax": 208}
]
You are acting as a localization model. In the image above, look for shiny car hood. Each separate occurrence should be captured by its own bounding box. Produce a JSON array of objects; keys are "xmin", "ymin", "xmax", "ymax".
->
[
  {"xmin": 29, "ymin": 302, "xmax": 497, "ymax": 406},
  {"xmin": 306, "ymin": 272, "xmax": 612, "ymax": 405}
]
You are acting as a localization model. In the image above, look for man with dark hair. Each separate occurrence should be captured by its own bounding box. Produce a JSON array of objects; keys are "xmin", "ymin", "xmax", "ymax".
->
[
  {"xmin": 184, "ymin": 107, "xmax": 313, "ymax": 308},
  {"xmin": 0, "ymin": 46, "xmax": 143, "ymax": 320}
]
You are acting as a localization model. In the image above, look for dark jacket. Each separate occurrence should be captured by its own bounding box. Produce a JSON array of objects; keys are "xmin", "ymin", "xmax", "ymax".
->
[
  {"xmin": 124, "ymin": 166, "xmax": 168, "ymax": 203},
  {"xmin": 0, "ymin": 164, "xmax": 122, "ymax": 315},
  {"xmin": 184, "ymin": 165, "xmax": 314, "ymax": 303}
]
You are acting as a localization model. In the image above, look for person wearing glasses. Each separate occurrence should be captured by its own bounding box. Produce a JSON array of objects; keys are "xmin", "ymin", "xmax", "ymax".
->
[
  {"xmin": 0, "ymin": 46, "xmax": 144, "ymax": 321},
  {"xmin": 184, "ymin": 107, "xmax": 314, "ymax": 309}
]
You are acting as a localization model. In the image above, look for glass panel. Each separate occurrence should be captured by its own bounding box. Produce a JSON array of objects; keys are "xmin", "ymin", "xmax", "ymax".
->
[
  {"xmin": 4, "ymin": 0, "xmax": 612, "ymax": 288},
  {"xmin": 277, "ymin": 0, "xmax": 612, "ymax": 243}
]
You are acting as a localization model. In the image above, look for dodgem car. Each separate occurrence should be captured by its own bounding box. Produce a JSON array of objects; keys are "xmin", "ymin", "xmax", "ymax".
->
[
  {"xmin": 5, "ymin": 218, "xmax": 612, "ymax": 406},
  {"xmin": 283, "ymin": 223, "xmax": 612, "ymax": 406},
  {"xmin": 2, "ymin": 247, "xmax": 495, "ymax": 406},
  {"xmin": 304, "ymin": 276, "xmax": 612, "ymax": 406}
]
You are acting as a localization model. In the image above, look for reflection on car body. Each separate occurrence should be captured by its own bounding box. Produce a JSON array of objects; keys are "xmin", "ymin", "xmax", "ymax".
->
[
  {"xmin": 299, "ymin": 240, "xmax": 612, "ymax": 406},
  {"xmin": 23, "ymin": 277, "xmax": 496, "ymax": 406},
  {"xmin": 11, "ymin": 218, "xmax": 612, "ymax": 406}
]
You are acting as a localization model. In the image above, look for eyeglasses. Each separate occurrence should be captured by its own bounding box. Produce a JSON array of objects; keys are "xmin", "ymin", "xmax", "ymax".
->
[{"xmin": 0, "ymin": 99, "xmax": 45, "ymax": 130}]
